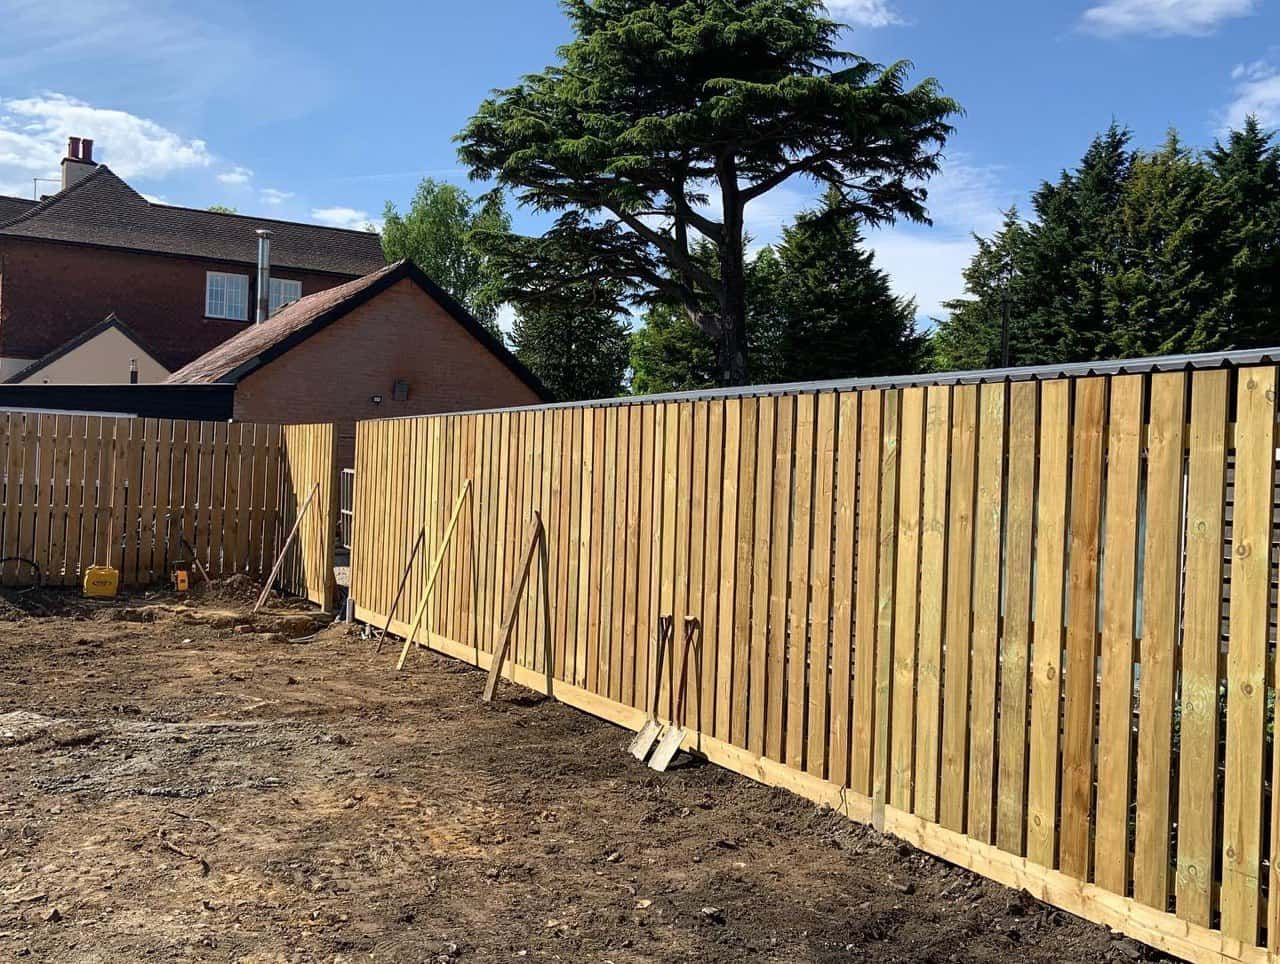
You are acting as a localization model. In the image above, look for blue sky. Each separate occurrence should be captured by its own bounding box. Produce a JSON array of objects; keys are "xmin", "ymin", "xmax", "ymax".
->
[{"xmin": 1, "ymin": 0, "xmax": 1278, "ymax": 325}]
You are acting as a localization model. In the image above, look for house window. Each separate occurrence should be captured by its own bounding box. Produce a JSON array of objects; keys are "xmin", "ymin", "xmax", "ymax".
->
[
  {"xmin": 205, "ymin": 271, "xmax": 249, "ymax": 321},
  {"xmin": 269, "ymin": 278, "xmax": 303, "ymax": 315}
]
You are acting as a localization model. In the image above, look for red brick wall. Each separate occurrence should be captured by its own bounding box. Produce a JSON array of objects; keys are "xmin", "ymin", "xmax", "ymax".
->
[
  {"xmin": 0, "ymin": 238, "xmax": 358, "ymax": 370},
  {"xmin": 230, "ymin": 278, "xmax": 543, "ymax": 466}
]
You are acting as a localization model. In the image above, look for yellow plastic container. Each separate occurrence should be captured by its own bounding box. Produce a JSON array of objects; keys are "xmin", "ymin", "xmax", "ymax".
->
[
  {"xmin": 173, "ymin": 569, "xmax": 189, "ymax": 592},
  {"xmin": 83, "ymin": 565, "xmax": 120, "ymax": 599}
]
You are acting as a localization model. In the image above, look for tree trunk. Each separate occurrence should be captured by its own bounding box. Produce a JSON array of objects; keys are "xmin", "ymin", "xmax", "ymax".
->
[
  {"xmin": 716, "ymin": 159, "xmax": 750, "ymax": 386},
  {"xmin": 716, "ymin": 276, "xmax": 750, "ymax": 386}
]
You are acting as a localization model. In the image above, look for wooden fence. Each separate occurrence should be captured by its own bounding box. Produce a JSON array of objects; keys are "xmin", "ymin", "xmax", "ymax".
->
[
  {"xmin": 0, "ymin": 412, "xmax": 334, "ymax": 602},
  {"xmin": 279, "ymin": 423, "xmax": 339, "ymax": 610},
  {"xmin": 350, "ymin": 364, "xmax": 1280, "ymax": 964}
]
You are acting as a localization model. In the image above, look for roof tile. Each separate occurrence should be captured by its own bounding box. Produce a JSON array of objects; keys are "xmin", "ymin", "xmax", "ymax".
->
[{"xmin": 0, "ymin": 167, "xmax": 385, "ymax": 276}]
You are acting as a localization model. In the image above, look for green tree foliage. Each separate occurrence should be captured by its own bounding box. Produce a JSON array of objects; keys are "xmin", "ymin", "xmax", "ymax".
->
[
  {"xmin": 509, "ymin": 283, "xmax": 632, "ymax": 401},
  {"xmin": 381, "ymin": 179, "xmax": 511, "ymax": 331},
  {"xmin": 630, "ymin": 192, "xmax": 918, "ymax": 390},
  {"xmin": 629, "ymin": 300, "xmax": 719, "ymax": 395},
  {"xmin": 458, "ymin": 0, "xmax": 959, "ymax": 385},
  {"xmin": 208, "ymin": 204, "xmax": 238, "ymax": 214},
  {"xmin": 932, "ymin": 118, "xmax": 1280, "ymax": 370},
  {"xmin": 761, "ymin": 188, "xmax": 923, "ymax": 380}
]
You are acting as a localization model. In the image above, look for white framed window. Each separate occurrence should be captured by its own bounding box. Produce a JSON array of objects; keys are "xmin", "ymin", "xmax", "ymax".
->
[
  {"xmin": 269, "ymin": 277, "xmax": 303, "ymax": 315},
  {"xmin": 205, "ymin": 271, "xmax": 249, "ymax": 321}
]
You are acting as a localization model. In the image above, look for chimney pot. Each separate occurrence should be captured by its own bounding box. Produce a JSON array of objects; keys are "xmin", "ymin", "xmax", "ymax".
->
[{"xmin": 60, "ymin": 136, "xmax": 97, "ymax": 191}]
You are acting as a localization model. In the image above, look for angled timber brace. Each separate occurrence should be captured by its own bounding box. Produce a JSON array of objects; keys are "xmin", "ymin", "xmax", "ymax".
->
[
  {"xmin": 482, "ymin": 510, "xmax": 553, "ymax": 703},
  {"xmin": 395, "ymin": 480, "xmax": 474, "ymax": 671}
]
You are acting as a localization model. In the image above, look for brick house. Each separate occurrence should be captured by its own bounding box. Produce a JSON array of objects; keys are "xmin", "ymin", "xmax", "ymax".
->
[
  {"xmin": 0, "ymin": 137, "xmax": 385, "ymax": 383},
  {"xmin": 166, "ymin": 259, "xmax": 549, "ymax": 465}
]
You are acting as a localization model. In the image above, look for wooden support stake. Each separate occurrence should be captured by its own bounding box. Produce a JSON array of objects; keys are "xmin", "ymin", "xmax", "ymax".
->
[
  {"xmin": 253, "ymin": 482, "xmax": 319, "ymax": 613},
  {"xmin": 483, "ymin": 512, "xmax": 544, "ymax": 703},
  {"xmin": 373, "ymin": 527, "xmax": 426, "ymax": 654},
  {"xmin": 395, "ymin": 481, "xmax": 472, "ymax": 672}
]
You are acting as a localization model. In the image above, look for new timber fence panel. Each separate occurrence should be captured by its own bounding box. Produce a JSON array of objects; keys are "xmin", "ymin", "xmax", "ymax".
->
[
  {"xmin": 352, "ymin": 361, "xmax": 1280, "ymax": 964},
  {"xmin": 278, "ymin": 423, "xmax": 339, "ymax": 610},
  {"xmin": 0, "ymin": 411, "xmax": 330, "ymax": 595}
]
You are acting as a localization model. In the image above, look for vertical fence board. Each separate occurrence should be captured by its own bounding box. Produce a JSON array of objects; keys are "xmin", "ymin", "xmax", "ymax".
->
[
  {"xmin": 1221, "ymin": 366, "xmax": 1275, "ymax": 945},
  {"xmin": 1134, "ymin": 373, "xmax": 1187, "ymax": 910},
  {"xmin": 915, "ymin": 385, "xmax": 951, "ymax": 823},
  {"xmin": 1177, "ymin": 369, "xmax": 1228, "ymax": 926},
  {"xmin": 997, "ymin": 381, "xmax": 1038, "ymax": 856},
  {"xmin": 1094, "ymin": 375, "xmax": 1144, "ymax": 895},
  {"xmin": 891, "ymin": 387, "xmax": 926, "ymax": 810},
  {"xmin": 787, "ymin": 394, "xmax": 815, "ymax": 768},
  {"xmin": 806, "ymin": 393, "xmax": 836, "ymax": 778},
  {"xmin": 1060, "ymin": 377, "xmax": 1107, "ymax": 881},
  {"xmin": 830, "ymin": 391, "xmax": 859, "ymax": 789},
  {"xmin": 941, "ymin": 384, "xmax": 977, "ymax": 833},
  {"xmin": 967, "ymin": 383, "xmax": 1005, "ymax": 842},
  {"xmin": 749, "ymin": 398, "xmax": 776, "ymax": 756},
  {"xmin": 1027, "ymin": 379, "xmax": 1069, "ymax": 869},
  {"xmin": 765, "ymin": 396, "xmax": 793, "ymax": 762}
]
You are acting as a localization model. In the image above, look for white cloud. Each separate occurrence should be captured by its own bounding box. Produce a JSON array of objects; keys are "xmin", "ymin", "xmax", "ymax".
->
[
  {"xmin": 866, "ymin": 232, "xmax": 980, "ymax": 324},
  {"xmin": 1221, "ymin": 60, "xmax": 1280, "ymax": 130},
  {"xmin": 1081, "ymin": 0, "xmax": 1256, "ymax": 37},
  {"xmin": 260, "ymin": 187, "xmax": 295, "ymax": 206},
  {"xmin": 311, "ymin": 206, "xmax": 381, "ymax": 232},
  {"xmin": 824, "ymin": 0, "xmax": 905, "ymax": 27},
  {"xmin": 0, "ymin": 92, "xmax": 211, "ymax": 197},
  {"xmin": 217, "ymin": 165, "xmax": 253, "ymax": 185}
]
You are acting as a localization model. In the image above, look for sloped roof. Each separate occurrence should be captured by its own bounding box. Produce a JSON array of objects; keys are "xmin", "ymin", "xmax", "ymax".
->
[
  {"xmin": 0, "ymin": 195, "xmax": 35, "ymax": 222},
  {"xmin": 0, "ymin": 167, "xmax": 385, "ymax": 276},
  {"xmin": 165, "ymin": 259, "xmax": 551, "ymax": 400},
  {"xmin": 3, "ymin": 313, "xmax": 168, "ymax": 384}
]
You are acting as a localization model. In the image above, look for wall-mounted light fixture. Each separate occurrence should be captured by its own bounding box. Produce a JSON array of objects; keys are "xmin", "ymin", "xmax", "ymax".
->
[{"xmin": 371, "ymin": 394, "xmax": 384, "ymax": 405}]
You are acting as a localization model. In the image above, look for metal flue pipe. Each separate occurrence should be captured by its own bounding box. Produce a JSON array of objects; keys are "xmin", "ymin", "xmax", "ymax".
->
[{"xmin": 255, "ymin": 229, "xmax": 272, "ymax": 324}]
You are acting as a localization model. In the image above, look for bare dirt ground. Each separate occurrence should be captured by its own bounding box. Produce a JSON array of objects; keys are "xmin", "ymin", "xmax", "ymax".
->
[{"xmin": 0, "ymin": 579, "xmax": 1171, "ymax": 963}]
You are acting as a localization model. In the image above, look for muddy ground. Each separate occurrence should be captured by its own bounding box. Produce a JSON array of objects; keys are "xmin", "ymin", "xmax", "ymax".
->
[{"xmin": 0, "ymin": 579, "xmax": 1170, "ymax": 963}]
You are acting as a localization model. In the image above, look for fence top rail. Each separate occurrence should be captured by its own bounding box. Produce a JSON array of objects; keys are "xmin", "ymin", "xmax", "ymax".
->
[{"xmin": 366, "ymin": 344, "xmax": 1280, "ymax": 423}]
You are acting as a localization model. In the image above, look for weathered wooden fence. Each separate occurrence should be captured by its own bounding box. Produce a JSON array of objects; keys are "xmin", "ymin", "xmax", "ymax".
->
[
  {"xmin": 350, "ymin": 363, "xmax": 1280, "ymax": 964},
  {"xmin": 0, "ymin": 412, "xmax": 335, "ymax": 603}
]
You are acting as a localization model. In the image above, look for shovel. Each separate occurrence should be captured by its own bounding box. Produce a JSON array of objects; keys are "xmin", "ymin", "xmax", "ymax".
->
[
  {"xmin": 629, "ymin": 615, "xmax": 674, "ymax": 761},
  {"xmin": 648, "ymin": 616, "xmax": 702, "ymax": 772}
]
